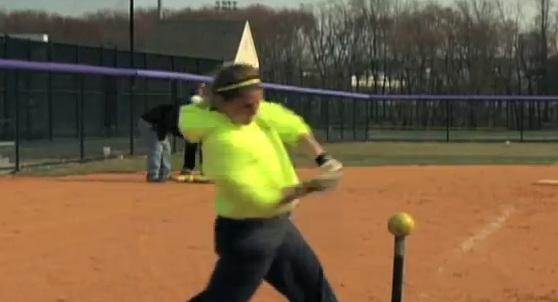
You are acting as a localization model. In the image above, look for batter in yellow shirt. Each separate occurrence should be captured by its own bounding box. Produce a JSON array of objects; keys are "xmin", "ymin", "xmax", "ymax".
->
[{"xmin": 178, "ymin": 100, "xmax": 310, "ymax": 218}]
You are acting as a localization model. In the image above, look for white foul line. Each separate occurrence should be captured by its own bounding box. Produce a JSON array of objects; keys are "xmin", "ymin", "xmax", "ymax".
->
[
  {"xmin": 415, "ymin": 205, "xmax": 516, "ymax": 302},
  {"xmin": 437, "ymin": 204, "xmax": 516, "ymax": 274}
]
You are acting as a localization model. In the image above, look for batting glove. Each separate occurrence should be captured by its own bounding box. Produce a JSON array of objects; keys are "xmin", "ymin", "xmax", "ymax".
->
[
  {"xmin": 315, "ymin": 152, "xmax": 343, "ymax": 172},
  {"xmin": 310, "ymin": 152, "xmax": 343, "ymax": 192}
]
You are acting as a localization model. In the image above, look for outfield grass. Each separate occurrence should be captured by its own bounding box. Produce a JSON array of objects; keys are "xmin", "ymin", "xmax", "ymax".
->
[{"xmin": 15, "ymin": 142, "xmax": 558, "ymax": 176}]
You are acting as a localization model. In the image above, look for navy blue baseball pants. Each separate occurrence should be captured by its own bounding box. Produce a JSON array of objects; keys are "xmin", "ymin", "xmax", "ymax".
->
[{"xmin": 186, "ymin": 213, "xmax": 339, "ymax": 302}]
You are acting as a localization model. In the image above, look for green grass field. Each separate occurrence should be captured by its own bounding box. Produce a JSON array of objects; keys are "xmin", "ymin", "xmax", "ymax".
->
[{"xmin": 16, "ymin": 142, "xmax": 558, "ymax": 176}]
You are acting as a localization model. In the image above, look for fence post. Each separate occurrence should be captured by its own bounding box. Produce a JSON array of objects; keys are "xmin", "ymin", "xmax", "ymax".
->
[
  {"xmin": 339, "ymin": 98, "xmax": 344, "ymax": 141},
  {"xmin": 129, "ymin": 15, "xmax": 136, "ymax": 156},
  {"xmin": 129, "ymin": 79, "xmax": 135, "ymax": 155},
  {"xmin": 79, "ymin": 75, "xmax": 85, "ymax": 161},
  {"xmin": 25, "ymin": 39, "xmax": 32, "ymax": 140},
  {"xmin": 365, "ymin": 98, "xmax": 370, "ymax": 141},
  {"xmin": 2, "ymin": 36, "xmax": 8, "ymax": 141},
  {"xmin": 325, "ymin": 97, "xmax": 330, "ymax": 142},
  {"xmin": 99, "ymin": 47, "xmax": 105, "ymax": 138},
  {"xmin": 47, "ymin": 40, "xmax": 53, "ymax": 141},
  {"xmin": 14, "ymin": 70, "xmax": 20, "ymax": 172},
  {"xmin": 129, "ymin": 76, "xmax": 135, "ymax": 155},
  {"xmin": 352, "ymin": 98, "xmax": 357, "ymax": 141},
  {"xmin": 142, "ymin": 52, "xmax": 148, "ymax": 113},
  {"xmin": 113, "ymin": 47, "xmax": 119, "ymax": 134},
  {"xmin": 295, "ymin": 93, "xmax": 301, "ymax": 119},
  {"xmin": 74, "ymin": 45, "xmax": 79, "ymax": 138},
  {"xmin": 519, "ymin": 100, "xmax": 524, "ymax": 142},
  {"xmin": 445, "ymin": 99, "xmax": 450, "ymax": 142},
  {"xmin": 306, "ymin": 94, "xmax": 313, "ymax": 129},
  {"xmin": 128, "ymin": 0, "xmax": 136, "ymax": 152},
  {"xmin": 171, "ymin": 55, "xmax": 178, "ymax": 154}
]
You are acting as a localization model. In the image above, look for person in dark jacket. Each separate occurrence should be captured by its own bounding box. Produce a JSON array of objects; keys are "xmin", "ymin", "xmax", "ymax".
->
[
  {"xmin": 181, "ymin": 83, "xmax": 205, "ymax": 175},
  {"xmin": 138, "ymin": 103, "xmax": 182, "ymax": 182}
]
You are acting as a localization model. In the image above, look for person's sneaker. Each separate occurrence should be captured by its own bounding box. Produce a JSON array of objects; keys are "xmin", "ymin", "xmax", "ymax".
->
[
  {"xmin": 159, "ymin": 174, "xmax": 172, "ymax": 182},
  {"xmin": 146, "ymin": 173, "xmax": 172, "ymax": 183},
  {"xmin": 180, "ymin": 169, "xmax": 193, "ymax": 176},
  {"xmin": 147, "ymin": 176, "xmax": 161, "ymax": 183}
]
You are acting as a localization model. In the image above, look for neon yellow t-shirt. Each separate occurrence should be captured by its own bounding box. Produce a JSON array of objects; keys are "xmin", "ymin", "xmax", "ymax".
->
[{"xmin": 178, "ymin": 100, "xmax": 311, "ymax": 218}]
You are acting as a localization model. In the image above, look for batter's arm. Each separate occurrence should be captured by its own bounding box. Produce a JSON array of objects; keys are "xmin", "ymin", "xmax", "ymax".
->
[{"xmin": 298, "ymin": 133, "xmax": 325, "ymax": 157}]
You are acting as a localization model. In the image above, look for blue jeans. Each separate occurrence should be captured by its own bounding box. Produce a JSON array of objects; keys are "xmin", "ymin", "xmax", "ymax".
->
[{"xmin": 138, "ymin": 118, "xmax": 171, "ymax": 180}]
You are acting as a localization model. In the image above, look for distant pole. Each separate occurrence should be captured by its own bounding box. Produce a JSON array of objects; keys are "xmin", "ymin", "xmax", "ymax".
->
[
  {"xmin": 129, "ymin": 0, "xmax": 134, "ymax": 61},
  {"xmin": 215, "ymin": 0, "xmax": 238, "ymax": 11},
  {"xmin": 157, "ymin": 0, "xmax": 163, "ymax": 20}
]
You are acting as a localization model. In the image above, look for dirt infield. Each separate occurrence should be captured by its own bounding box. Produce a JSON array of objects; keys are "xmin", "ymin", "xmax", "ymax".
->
[{"xmin": 1, "ymin": 166, "xmax": 558, "ymax": 302}]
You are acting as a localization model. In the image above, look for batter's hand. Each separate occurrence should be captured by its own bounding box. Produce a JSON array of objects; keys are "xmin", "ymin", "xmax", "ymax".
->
[
  {"xmin": 315, "ymin": 153, "xmax": 343, "ymax": 172},
  {"xmin": 305, "ymin": 167, "xmax": 343, "ymax": 192}
]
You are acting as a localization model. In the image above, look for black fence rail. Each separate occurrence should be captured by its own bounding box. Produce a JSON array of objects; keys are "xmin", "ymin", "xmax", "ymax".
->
[
  {"xmin": 0, "ymin": 36, "xmax": 221, "ymax": 141},
  {"xmin": 0, "ymin": 55, "xmax": 558, "ymax": 173},
  {"xmin": 267, "ymin": 91, "xmax": 558, "ymax": 143}
]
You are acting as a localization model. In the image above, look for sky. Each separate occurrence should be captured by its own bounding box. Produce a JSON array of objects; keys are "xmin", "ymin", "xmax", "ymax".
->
[{"xmin": 0, "ymin": 0, "xmax": 473, "ymax": 15}]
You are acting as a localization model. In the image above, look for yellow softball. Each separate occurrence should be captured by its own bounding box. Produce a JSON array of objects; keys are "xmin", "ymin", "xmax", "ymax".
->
[{"xmin": 387, "ymin": 212, "xmax": 415, "ymax": 237}]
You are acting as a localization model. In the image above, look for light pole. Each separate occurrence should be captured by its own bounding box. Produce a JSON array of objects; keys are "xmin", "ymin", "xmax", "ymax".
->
[
  {"xmin": 157, "ymin": 0, "xmax": 163, "ymax": 19},
  {"xmin": 129, "ymin": 0, "xmax": 134, "ymax": 64},
  {"xmin": 215, "ymin": 1, "xmax": 238, "ymax": 11}
]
